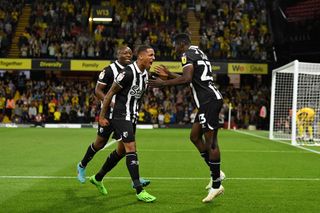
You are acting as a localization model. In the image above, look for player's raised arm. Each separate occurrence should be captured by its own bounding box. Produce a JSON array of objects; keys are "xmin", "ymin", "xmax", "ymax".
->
[{"xmin": 99, "ymin": 82, "xmax": 121, "ymax": 126}]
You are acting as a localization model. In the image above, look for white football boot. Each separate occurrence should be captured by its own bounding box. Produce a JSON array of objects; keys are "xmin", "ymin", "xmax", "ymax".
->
[
  {"xmin": 205, "ymin": 170, "xmax": 226, "ymax": 190},
  {"xmin": 202, "ymin": 185, "xmax": 224, "ymax": 203}
]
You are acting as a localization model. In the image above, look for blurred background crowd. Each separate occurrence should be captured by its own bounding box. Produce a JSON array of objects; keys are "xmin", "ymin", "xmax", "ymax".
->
[
  {"xmin": 0, "ymin": 72, "xmax": 270, "ymax": 129},
  {"xmin": 16, "ymin": 0, "xmax": 270, "ymax": 61},
  {"xmin": 2, "ymin": 0, "xmax": 318, "ymax": 129}
]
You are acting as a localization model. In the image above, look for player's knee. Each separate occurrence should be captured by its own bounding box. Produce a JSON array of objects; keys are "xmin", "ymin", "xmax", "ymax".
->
[
  {"xmin": 124, "ymin": 142, "xmax": 136, "ymax": 153},
  {"xmin": 211, "ymin": 139, "xmax": 218, "ymax": 150},
  {"xmin": 116, "ymin": 149, "xmax": 125, "ymax": 158},
  {"xmin": 93, "ymin": 140, "xmax": 106, "ymax": 150},
  {"xmin": 116, "ymin": 146, "xmax": 126, "ymax": 158},
  {"xmin": 190, "ymin": 134, "xmax": 199, "ymax": 143}
]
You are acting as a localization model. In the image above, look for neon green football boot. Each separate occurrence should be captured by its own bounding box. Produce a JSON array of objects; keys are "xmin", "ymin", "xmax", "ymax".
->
[
  {"xmin": 136, "ymin": 190, "xmax": 156, "ymax": 202},
  {"xmin": 89, "ymin": 175, "xmax": 108, "ymax": 195}
]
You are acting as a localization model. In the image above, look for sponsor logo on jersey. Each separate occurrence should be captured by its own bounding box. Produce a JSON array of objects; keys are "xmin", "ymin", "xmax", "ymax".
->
[
  {"xmin": 99, "ymin": 70, "xmax": 105, "ymax": 80},
  {"xmin": 129, "ymin": 85, "xmax": 144, "ymax": 98}
]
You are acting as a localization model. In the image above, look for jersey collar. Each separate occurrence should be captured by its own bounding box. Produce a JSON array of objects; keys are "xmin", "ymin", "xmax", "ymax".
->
[
  {"xmin": 115, "ymin": 60, "xmax": 125, "ymax": 69},
  {"xmin": 134, "ymin": 61, "xmax": 147, "ymax": 74},
  {"xmin": 189, "ymin": 45, "xmax": 198, "ymax": 49}
]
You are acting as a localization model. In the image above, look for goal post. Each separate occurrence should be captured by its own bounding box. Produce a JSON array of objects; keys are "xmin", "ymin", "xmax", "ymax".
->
[{"xmin": 269, "ymin": 60, "xmax": 320, "ymax": 146}]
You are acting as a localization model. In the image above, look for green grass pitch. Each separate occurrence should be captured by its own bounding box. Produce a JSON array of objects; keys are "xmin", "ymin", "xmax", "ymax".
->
[{"xmin": 0, "ymin": 128, "xmax": 319, "ymax": 213}]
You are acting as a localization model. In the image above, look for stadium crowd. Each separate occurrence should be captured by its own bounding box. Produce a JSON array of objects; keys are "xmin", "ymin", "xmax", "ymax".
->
[
  {"xmin": 18, "ymin": 0, "xmax": 187, "ymax": 60},
  {"xmin": 0, "ymin": 0, "xmax": 24, "ymax": 57},
  {"xmin": 0, "ymin": 0, "xmax": 272, "ymax": 129},
  {"xmin": 17, "ymin": 0, "xmax": 271, "ymax": 61},
  {"xmin": 0, "ymin": 72, "xmax": 270, "ymax": 129},
  {"xmin": 197, "ymin": 0, "xmax": 271, "ymax": 60}
]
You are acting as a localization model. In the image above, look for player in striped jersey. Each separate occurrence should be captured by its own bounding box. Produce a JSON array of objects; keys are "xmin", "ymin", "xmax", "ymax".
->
[
  {"xmin": 93, "ymin": 45, "xmax": 156, "ymax": 202},
  {"xmin": 77, "ymin": 46, "xmax": 150, "ymax": 188},
  {"xmin": 76, "ymin": 46, "xmax": 132, "ymax": 183},
  {"xmin": 149, "ymin": 33, "xmax": 224, "ymax": 203}
]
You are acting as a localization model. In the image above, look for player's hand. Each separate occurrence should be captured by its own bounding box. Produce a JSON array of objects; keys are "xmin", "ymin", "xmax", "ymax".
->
[
  {"xmin": 99, "ymin": 117, "xmax": 110, "ymax": 126},
  {"xmin": 155, "ymin": 65, "xmax": 169, "ymax": 79},
  {"xmin": 148, "ymin": 77, "xmax": 165, "ymax": 88}
]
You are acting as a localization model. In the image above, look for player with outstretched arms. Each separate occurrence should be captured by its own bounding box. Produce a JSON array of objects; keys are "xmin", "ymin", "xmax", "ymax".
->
[{"xmin": 149, "ymin": 33, "xmax": 225, "ymax": 203}]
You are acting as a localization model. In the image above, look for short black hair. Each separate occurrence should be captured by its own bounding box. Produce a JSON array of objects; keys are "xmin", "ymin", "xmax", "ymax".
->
[
  {"xmin": 173, "ymin": 33, "xmax": 191, "ymax": 45},
  {"xmin": 136, "ymin": 45, "xmax": 153, "ymax": 56}
]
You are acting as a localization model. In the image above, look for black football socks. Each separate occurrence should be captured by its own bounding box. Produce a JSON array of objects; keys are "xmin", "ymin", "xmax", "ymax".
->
[
  {"xmin": 95, "ymin": 150, "xmax": 124, "ymax": 181},
  {"xmin": 80, "ymin": 143, "xmax": 98, "ymax": 168},
  {"xmin": 126, "ymin": 152, "xmax": 142, "ymax": 194},
  {"xmin": 209, "ymin": 159, "xmax": 221, "ymax": 189}
]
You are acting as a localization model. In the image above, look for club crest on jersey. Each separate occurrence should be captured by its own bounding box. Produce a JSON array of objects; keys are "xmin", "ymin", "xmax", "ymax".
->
[
  {"xmin": 129, "ymin": 85, "xmax": 143, "ymax": 98},
  {"xmin": 123, "ymin": 131, "xmax": 128, "ymax": 138},
  {"xmin": 181, "ymin": 55, "xmax": 187, "ymax": 64}
]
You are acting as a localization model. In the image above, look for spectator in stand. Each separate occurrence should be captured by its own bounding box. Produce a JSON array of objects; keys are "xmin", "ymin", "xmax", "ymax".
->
[
  {"xmin": 5, "ymin": 95, "xmax": 15, "ymax": 118},
  {"xmin": 0, "ymin": 93, "xmax": 5, "ymax": 114},
  {"xmin": 28, "ymin": 101, "xmax": 37, "ymax": 121},
  {"xmin": 54, "ymin": 107, "xmax": 61, "ymax": 123},
  {"xmin": 34, "ymin": 113, "xmax": 44, "ymax": 127}
]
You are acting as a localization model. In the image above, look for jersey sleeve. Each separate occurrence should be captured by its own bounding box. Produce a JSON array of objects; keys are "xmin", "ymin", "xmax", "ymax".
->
[
  {"xmin": 114, "ymin": 68, "xmax": 132, "ymax": 88},
  {"xmin": 181, "ymin": 49, "xmax": 197, "ymax": 68},
  {"xmin": 97, "ymin": 67, "xmax": 114, "ymax": 85}
]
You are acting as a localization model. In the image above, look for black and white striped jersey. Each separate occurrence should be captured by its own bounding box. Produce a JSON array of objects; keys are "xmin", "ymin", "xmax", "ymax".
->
[
  {"xmin": 97, "ymin": 60, "xmax": 125, "ymax": 119},
  {"xmin": 181, "ymin": 46, "xmax": 223, "ymax": 108},
  {"xmin": 112, "ymin": 61, "xmax": 148, "ymax": 123}
]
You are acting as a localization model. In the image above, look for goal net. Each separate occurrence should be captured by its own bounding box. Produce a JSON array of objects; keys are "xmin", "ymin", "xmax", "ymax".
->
[{"xmin": 269, "ymin": 60, "xmax": 320, "ymax": 146}]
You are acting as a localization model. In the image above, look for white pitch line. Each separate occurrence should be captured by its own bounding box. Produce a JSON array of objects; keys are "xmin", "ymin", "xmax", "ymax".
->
[
  {"xmin": 233, "ymin": 130, "xmax": 320, "ymax": 155},
  {"xmin": 128, "ymin": 149, "xmax": 309, "ymax": 153},
  {"xmin": 0, "ymin": 176, "xmax": 319, "ymax": 181},
  {"xmin": 101, "ymin": 147, "xmax": 309, "ymax": 153}
]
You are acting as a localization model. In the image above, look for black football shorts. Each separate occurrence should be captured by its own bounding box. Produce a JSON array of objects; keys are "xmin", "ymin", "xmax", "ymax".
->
[
  {"xmin": 97, "ymin": 122, "xmax": 121, "ymax": 140},
  {"xmin": 194, "ymin": 99, "xmax": 223, "ymax": 132},
  {"xmin": 111, "ymin": 119, "xmax": 136, "ymax": 143}
]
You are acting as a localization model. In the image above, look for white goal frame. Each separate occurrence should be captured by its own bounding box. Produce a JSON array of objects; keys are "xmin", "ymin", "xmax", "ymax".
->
[{"xmin": 269, "ymin": 60, "xmax": 320, "ymax": 146}]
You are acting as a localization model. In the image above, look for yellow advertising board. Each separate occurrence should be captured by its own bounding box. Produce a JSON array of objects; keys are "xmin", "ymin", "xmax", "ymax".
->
[
  {"xmin": 150, "ymin": 61, "xmax": 182, "ymax": 73},
  {"xmin": 0, "ymin": 59, "xmax": 31, "ymax": 70},
  {"xmin": 228, "ymin": 63, "xmax": 268, "ymax": 74},
  {"xmin": 70, "ymin": 60, "xmax": 111, "ymax": 71}
]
